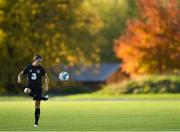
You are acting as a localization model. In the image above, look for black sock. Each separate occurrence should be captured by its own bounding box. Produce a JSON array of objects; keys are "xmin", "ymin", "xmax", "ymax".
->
[{"xmin": 35, "ymin": 108, "xmax": 40, "ymax": 125}]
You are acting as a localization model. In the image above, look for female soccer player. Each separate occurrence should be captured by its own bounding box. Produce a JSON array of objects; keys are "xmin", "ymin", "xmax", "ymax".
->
[{"xmin": 17, "ymin": 53, "xmax": 49, "ymax": 127}]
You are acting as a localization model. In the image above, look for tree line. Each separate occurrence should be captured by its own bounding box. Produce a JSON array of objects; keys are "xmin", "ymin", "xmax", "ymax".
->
[{"xmin": 0, "ymin": 0, "xmax": 136, "ymax": 92}]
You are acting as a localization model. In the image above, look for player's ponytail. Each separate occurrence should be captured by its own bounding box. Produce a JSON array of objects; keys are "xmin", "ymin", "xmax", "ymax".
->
[
  {"xmin": 34, "ymin": 53, "xmax": 38, "ymax": 57},
  {"xmin": 34, "ymin": 52, "xmax": 43, "ymax": 61}
]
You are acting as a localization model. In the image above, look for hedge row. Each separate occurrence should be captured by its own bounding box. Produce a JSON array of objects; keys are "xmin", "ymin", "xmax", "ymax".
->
[{"xmin": 100, "ymin": 74, "xmax": 180, "ymax": 94}]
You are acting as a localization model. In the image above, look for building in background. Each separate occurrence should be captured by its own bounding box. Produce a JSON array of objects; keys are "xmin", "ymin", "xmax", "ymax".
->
[{"xmin": 50, "ymin": 63, "xmax": 129, "ymax": 94}]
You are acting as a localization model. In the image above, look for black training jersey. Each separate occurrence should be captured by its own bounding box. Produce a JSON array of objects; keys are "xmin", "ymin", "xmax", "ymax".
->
[{"xmin": 22, "ymin": 64, "xmax": 46, "ymax": 87}]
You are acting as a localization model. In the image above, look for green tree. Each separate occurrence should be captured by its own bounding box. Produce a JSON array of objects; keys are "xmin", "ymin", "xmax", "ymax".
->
[
  {"xmin": 87, "ymin": 0, "xmax": 137, "ymax": 62},
  {"xmin": 0, "ymin": 0, "xmax": 138, "ymax": 93},
  {"xmin": 0, "ymin": 0, "xmax": 103, "ymax": 92}
]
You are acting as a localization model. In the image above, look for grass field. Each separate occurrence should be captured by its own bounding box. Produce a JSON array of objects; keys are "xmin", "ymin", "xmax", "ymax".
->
[
  {"xmin": 60, "ymin": 93, "xmax": 180, "ymax": 100},
  {"xmin": 2, "ymin": 93, "xmax": 180, "ymax": 101},
  {"xmin": 0, "ymin": 95, "xmax": 180, "ymax": 131}
]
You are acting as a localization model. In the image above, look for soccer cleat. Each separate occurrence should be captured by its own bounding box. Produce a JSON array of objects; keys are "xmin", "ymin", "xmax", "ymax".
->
[
  {"xmin": 34, "ymin": 124, "xmax": 38, "ymax": 127},
  {"xmin": 41, "ymin": 95, "xmax": 49, "ymax": 101}
]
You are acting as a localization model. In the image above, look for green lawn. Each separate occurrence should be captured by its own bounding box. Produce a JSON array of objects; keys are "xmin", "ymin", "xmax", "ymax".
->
[
  {"xmin": 0, "ymin": 99, "xmax": 180, "ymax": 131},
  {"xmin": 1, "ymin": 94, "xmax": 180, "ymax": 101},
  {"xmin": 60, "ymin": 93, "xmax": 180, "ymax": 100}
]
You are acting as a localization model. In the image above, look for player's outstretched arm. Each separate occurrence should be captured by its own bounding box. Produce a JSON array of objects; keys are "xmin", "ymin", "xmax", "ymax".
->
[
  {"xmin": 41, "ymin": 73, "xmax": 49, "ymax": 100},
  {"xmin": 17, "ymin": 71, "xmax": 23, "ymax": 83},
  {"xmin": 44, "ymin": 73, "xmax": 49, "ymax": 92}
]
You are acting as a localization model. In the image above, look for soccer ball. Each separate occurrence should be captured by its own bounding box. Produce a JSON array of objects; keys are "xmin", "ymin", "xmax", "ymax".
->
[{"xmin": 59, "ymin": 71, "xmax": 69, "ymax": 81}]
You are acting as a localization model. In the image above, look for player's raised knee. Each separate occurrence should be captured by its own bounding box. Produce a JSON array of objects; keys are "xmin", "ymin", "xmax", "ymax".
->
[{"xmin": 24, "ymin": 88, "xmax": 31, "ymax": 94}]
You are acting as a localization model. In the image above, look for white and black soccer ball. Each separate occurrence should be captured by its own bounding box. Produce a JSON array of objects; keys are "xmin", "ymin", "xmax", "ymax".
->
[{"xmin": 59, "ymin": 71, "xmax": 69, "ymax": 81}]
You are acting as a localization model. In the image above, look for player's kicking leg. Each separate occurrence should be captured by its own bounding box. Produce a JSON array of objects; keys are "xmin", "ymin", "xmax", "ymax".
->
[
  {"xmin": 24, "ymin": 88, "xmax": 33, "ymax": 97},
  {"xmin": 24, "ymin": 88, "xmax": 48, "ymax": 101}
]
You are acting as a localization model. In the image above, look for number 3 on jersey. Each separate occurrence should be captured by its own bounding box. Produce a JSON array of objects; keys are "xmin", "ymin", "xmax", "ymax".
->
[{"xmin": 31, "ymin": 73, "xmax": 37, "ymax": 80}]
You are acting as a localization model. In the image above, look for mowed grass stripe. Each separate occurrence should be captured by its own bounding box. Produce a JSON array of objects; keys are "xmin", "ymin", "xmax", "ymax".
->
[
  {"xmin": 0, "ymin": 101, "xmax": 180, "ymax": 131},
  {"xmin": 1, "ymin": 94, "xmax": 180, "ymax": 101}
]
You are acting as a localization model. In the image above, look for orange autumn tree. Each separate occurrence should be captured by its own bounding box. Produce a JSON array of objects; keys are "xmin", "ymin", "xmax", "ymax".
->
[{"xmin": 114, "ymin": 0, "xmax": 180, "ymax": 75}]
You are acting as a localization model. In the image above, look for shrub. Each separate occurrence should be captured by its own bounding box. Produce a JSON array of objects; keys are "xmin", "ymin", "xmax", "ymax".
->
[{"xmin": 100, "ymin": 74, "xmax": 180, "ymax": 94}]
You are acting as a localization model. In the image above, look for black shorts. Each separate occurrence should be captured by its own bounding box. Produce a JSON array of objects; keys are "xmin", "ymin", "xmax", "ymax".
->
[{"xmin": 26, "ymin": 85, "xmax": 42, "ymax": 101}]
